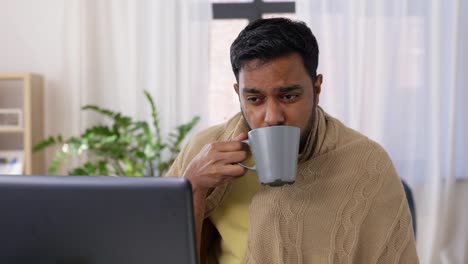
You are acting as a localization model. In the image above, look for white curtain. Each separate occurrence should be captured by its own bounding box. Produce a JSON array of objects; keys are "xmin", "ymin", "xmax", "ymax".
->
[
  {"xmin": 63, "ymin": 0, "xmax": 211, "ymax": 138},
  {"xmin": 297, "ymin": 0, "xmax": 467, "ymax": 263},
  {"xmin": 0, "ymin": 0, "xmax": 211, "ymax": 171}
]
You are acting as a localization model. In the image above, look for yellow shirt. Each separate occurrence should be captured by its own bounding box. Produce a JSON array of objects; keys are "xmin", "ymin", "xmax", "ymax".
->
[{"xmin": 209, "ymin": 155, "xmax": 261, "ymax": 264}]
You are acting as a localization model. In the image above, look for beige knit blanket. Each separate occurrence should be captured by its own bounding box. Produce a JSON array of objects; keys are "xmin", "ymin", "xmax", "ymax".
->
[{"xmin": 167, "ymin": 107, "xmax": 419, "ymax": 263}]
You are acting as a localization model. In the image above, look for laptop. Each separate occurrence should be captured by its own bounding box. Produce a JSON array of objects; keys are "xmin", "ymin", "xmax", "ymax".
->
[{"xmin": 0, "ymin": 175, "xmax": 198, "ymax": 264}]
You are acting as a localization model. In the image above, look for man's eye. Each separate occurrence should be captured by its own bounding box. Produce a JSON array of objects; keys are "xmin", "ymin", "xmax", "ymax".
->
[
  {"xmin": 281, "ymin": 94, "xmax": 299, "ymax": 101},
  {"xmin": 247, "ymin": 96, "xmax": 263, "ymax": 104}
]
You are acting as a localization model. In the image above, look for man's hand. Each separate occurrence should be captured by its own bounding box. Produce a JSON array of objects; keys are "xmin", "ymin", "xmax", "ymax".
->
[
  {"xmin": 183, "ymin": 133, "xmax": 248, "ymax": 262},
  {"xmin": 183, "ymin": 133, "xmax": 248, "ymax": 195}
]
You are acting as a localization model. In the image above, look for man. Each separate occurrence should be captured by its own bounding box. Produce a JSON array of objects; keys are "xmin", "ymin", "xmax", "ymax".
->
[{"xmin": 167, "ymin": 18, "xmax": 418, "ymax": 263}]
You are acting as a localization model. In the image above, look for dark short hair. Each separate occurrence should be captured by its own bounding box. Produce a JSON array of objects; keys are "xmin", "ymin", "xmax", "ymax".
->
[{"xmin": 230, "ymin": 17, "xmax": 319, "ymax": 82}]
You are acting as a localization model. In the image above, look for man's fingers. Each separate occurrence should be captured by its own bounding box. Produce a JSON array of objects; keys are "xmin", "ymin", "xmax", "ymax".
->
[
  {"xmin": 218, "ymin": 151, "xmax": 248, "ymax": 164},
  {"xmin": 210, "ymin": 141, "xmax": 244, "ymax": 152},
  {"xmin": 204, "ymin": 133, "xmax": 248, "ymax": 153},
  {"xmin": 185, "ymin": 137, "xmax": 250, "ymax": 190},
  {"xmin": 233, "ymin": 132, "xmax": 248, "ymax": 142},
  {"xmin": 221, "ymin": 164, "xmax": 246, "ymax": 177}
]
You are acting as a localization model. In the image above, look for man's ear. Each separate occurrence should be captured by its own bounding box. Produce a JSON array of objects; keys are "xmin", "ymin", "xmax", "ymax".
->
[
  {"xmin": 314, "ymin": 74, "xmax": 323, "ymax": 104},
  {"xmin": 234, "ymin": 83, "xmax": 240, "ymax": 95}
]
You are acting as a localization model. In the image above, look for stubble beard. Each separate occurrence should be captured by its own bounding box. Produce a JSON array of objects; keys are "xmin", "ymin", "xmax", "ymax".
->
[{"xmin": 299, "ymin": 104, "xmax": 316, "ymax": 153}]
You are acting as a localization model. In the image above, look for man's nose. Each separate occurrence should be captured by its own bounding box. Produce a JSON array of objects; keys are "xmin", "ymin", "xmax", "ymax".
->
[{"xmin": 264, "ymin": 100, "xmax": 285, "ymax": 126}]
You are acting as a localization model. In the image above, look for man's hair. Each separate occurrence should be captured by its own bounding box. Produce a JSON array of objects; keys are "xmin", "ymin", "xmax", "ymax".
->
[{"xmin": 230, "ymin": 17, "xmax": 319, "ymax": 82}]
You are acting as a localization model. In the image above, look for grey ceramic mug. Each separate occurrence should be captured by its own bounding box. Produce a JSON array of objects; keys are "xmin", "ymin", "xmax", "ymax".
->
[{"xmin": 239, "ymin": 126, "xmax": 300, "ymax": 186}]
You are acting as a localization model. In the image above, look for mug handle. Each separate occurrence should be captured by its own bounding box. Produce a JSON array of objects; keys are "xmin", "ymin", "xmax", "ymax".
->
[{"xmin": 238, "ymin": 139, "xmax": 256, "ymax": 170}]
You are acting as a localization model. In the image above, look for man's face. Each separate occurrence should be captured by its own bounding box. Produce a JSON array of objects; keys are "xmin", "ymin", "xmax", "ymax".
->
[{"xmin": 234, "ymin": 52, "xmax": 322, "ymax": 151}]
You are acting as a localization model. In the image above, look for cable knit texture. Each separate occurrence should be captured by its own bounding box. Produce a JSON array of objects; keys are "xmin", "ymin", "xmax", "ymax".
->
[{"xmin": 167, "ymin": 108, "xmax": 419, "ymax": 263}]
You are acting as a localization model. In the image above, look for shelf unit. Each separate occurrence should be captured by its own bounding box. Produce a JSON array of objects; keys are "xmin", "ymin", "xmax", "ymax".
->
[{"xmin": 0, "ymin": 73, "xmax": 45, "ymax": 174}]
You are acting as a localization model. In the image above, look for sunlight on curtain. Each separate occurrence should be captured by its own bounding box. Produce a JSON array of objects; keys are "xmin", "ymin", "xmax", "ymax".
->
[{"xmin": 208, "ymin": 19, "xmax": 248, "ymax": 125}]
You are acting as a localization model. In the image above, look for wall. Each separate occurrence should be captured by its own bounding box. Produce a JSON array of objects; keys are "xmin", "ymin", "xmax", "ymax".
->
[{"xmin": 0, "ymin": 0, "xmax": 81, "ymax": 144}]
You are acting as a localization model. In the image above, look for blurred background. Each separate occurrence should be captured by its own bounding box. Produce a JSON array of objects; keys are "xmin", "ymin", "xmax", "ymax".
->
[{"xmin": 0, "ymin": 0, "xmax": 466, "ymax": 263}]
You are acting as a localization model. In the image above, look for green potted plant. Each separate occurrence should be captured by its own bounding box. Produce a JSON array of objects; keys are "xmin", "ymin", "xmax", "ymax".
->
[{"xmin": 33, "ymin": 90, "xmax": 199, "ymax": 177}]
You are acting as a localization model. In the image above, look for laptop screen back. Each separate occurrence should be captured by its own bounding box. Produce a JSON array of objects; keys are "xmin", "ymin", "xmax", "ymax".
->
[{"xmin": 0, "ymin": 175, "xmax": 197, "ymax": 264}]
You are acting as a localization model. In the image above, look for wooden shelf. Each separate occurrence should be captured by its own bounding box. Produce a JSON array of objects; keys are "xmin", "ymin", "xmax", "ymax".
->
[
  {"xmin": 0, "ymin": 73, "xmax": 44, "ymax": 174},
  {"xmin": 0, "ymin": 127, "xmax": 24, "ymax": 133},
  {"xmin": 0, "ymin": 73, "xmax": 32, "ymax": 80}
]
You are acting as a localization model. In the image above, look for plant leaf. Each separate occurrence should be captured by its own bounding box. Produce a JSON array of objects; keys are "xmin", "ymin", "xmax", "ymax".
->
[
  {"xmin": 33, "ymin": 136, "xmax": 58, "ymax": 152},
  {"xmin": 34, "ymin": 90, "xmax": 200, "ymax": 177}
]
